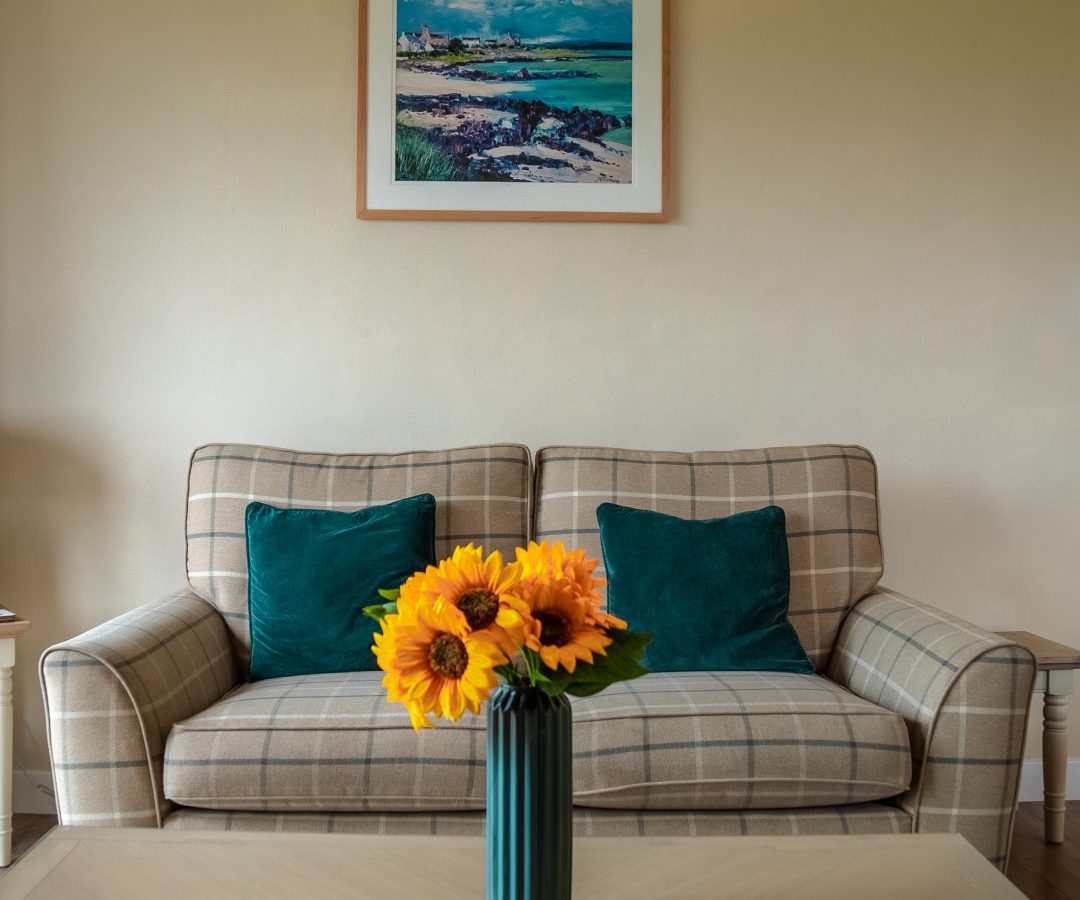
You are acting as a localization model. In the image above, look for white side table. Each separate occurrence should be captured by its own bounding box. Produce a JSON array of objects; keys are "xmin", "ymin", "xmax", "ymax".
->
[
  {"xmin": 0, "ymin": 618, "xmax": 30, "ymax": 867},
  {"xmin": 998, "ymin": 630, "xmax": 1079, "ymax": 844}
]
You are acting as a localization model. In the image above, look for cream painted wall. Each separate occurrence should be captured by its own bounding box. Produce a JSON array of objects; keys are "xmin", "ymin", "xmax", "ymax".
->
[{"xmin": 1, "ymin": 0, "xmax": 1078, "ymax": 779}]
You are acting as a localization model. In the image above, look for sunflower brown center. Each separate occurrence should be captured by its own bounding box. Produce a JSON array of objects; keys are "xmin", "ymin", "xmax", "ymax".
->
[
  {"xmin": 535, "ymin": 611, "xmax": 572, "ymax": 648},
  {"xmin": 458, "ymin": 589, "xmax": 500, "ymax": 631},
  {"xmin": 428, "ymin": 633, "xmax": 469, "ymax": 679}
]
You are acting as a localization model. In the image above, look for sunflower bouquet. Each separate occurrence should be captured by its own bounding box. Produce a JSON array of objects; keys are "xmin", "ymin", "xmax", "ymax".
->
[{"xmin": 364, "ymin": 541, "xmax": 650, "ymax": 730}]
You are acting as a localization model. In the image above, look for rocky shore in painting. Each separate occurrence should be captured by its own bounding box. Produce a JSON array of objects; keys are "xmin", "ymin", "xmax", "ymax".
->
[
  {"xmin": 395, "ymin": 46, "xmax": 633, "ymax": 184},
  {"xmin": 437, "ymin": 63, "xmax": 600, "ymax": 83},
  {"xmin": 397, "ymin": 89, "xmax": 630, "ymax": 182}
]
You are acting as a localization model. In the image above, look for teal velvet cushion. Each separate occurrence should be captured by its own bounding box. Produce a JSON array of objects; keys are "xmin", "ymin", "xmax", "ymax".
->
[
  {"xmin": 246, "ymin": 494, "xmax": 436, "ymax": 680},
  {"xmin": 596, "ymin": 503, "xmax": 813, "ymax": 674}
]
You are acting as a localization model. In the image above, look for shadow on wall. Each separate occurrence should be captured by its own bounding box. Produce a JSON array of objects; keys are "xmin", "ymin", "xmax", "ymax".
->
[
  {"xmin": 0, "ymin": 426, "xmax": 106, "ymax": 767},
  {"xmin": 877, "ymin": 472, "xmax": 1015, "ymax": 630},
  {"xmin": 0, "ymin": 424, "xmax": 107, "ymax": 631}
]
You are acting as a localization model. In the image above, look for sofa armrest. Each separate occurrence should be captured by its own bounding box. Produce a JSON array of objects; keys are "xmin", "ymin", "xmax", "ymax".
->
[
  {"xmin": 827, "ymin": 587, "xmax": 1035, "ymax": 869},
  {"xmin": 40, "ymin": 589, "xmax": 238, "ymax": 827}
]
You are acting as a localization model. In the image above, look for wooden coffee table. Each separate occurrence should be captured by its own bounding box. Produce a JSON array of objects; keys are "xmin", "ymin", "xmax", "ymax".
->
[{"xmin": 0, "ymin": 828, "xmax": 1023, "ymax": 898}]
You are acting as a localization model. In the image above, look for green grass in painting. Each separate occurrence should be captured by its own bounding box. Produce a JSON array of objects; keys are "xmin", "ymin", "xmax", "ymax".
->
[
  {"xmin": 526, "ymin": 48, "xmax": 589, "ymax": 59},
  {"xmin": 395, "ymin": 124, "xmax": 464, "ymax": 182},
  {"xmin": 398, "ymin": 52, "xmax": 475, "ymax": 64}
]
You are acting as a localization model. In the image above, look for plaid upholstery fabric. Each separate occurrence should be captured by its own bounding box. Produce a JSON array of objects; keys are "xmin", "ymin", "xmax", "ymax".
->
[
  {"xmin": 39, "ymin": 590, "xmax": 238, "ymax": 826},
  {"xmin": 827, "ymin": 587, "xmax": 1035, "ymax": 869},
  {"xmin": 164, "ymin": 672, "xmax": 487, "ymax": 812},
  {"xmin": 163, "ymin": 670, "xmax": 909, "ymax": 813},
  {"xmin": 163, "ymin": 802, "xmax": 911, "ymax": 836},
  {"xmin": 533, "ymin": 445, "xmax": 883, "ymax": 666},
  {"xmin": 571, "ymin": 672, "xmax": 909, "ymax": 809},
  {"xmin": 186, "ymin": 443, "xmax": 531, "ymax": 668}
]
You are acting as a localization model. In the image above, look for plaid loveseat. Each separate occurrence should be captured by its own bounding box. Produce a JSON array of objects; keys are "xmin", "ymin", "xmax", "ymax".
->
[{"xmin": 40, "ymin": 443, "xmax": 1035, "ymax": 870}]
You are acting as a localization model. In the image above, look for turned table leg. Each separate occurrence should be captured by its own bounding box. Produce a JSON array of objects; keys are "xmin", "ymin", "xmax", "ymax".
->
[
  {"xmin": 1043, "ymin": 669, "xmax": 1074, "ymax": 844},
  {"xmin": 0, "ymin": 637, "xmax": 14, "ymax": 867}
]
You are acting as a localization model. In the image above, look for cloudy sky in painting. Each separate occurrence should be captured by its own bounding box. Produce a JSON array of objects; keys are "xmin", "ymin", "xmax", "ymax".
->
[{"xmin": 397, "ymin": 0, "xmax": 632, "ymax": 44}]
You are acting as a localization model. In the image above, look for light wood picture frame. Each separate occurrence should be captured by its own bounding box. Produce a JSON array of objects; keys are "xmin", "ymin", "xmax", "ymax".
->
[{"xmin": 357, "ymin": 0, "xmax": 669, "ymax": 222}]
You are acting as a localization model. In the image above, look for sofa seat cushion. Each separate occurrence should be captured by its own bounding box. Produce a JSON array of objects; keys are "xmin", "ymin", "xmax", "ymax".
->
[
  {"xmin": 164, "ymin": 672, "xmax": 488, "ymax": 812},
  {"xmin": 570, "ymin": 671, "xmax": 911, "ymax": 810},
  {"xmin": 164, "ymin": 671, "xmax": 911, "ymax": 814}
]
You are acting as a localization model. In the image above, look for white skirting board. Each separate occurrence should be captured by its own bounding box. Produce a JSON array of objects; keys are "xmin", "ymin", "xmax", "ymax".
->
[
  {"xmin": 13, "ymin": 770, "xmax": 57, "ymax": 816},
  {"xmin": 11, "ymin": 762, "xmax": 1080, "ymax": 816}
]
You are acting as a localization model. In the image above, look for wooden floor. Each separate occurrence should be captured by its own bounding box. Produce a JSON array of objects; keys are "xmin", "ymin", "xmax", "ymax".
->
[
  {"xmin": 4, "ymin": 803, "xmax": 1078, "ymax": 897},
  {"xmin": 6, "ymin": 812, "xmax": 55, "ymax": 868},
  {"xmin": 1007, "ymin": 802, "xmax": 1080, "ymax": 900}
]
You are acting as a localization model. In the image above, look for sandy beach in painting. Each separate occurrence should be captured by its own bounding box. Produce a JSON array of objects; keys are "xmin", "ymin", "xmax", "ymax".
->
[
  {"xmin": 393, "ymin": 0, "xmax": 633, "ymax": 184},
  {"xmin": 396, "ymin": 67, "xmax": 512, "ymax": 98}
]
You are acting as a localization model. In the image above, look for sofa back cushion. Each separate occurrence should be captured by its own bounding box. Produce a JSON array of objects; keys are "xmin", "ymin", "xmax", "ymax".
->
[
  {"xmin": 186, "ymin": 443, "xmax": 531, "ymax": 668},
  {"xmin": 533, "ymin": 445, "xmax": 883, "ymax": 668}
]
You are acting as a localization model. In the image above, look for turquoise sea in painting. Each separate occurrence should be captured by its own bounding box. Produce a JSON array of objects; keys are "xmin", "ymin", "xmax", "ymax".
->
[
  {"xmin": 394, "ymin": 0, "xmax": 634, "ymax": 183},
  {"xmin": 469, "ymin": 56, "xmax": 633, "ymax": 121}
]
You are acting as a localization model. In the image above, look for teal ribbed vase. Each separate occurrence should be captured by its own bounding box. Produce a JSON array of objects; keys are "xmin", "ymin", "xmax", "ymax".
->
[{"xmin": 486, "ymin": 685, "xmax": 572, "ymax": 900}]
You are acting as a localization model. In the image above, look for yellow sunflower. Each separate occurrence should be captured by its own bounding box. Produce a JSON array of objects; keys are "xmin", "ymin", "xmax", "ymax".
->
[
  {"xmin": 518, "ymin": 579, "xmax": 611, "ymax": 674},
  {"xmin": 423, "ymin": 544, "xmax": 529, "ymax": 653},
  {"xmin": 372, "ymin": 600, "xmax": 503, "ymax": 730},
  {"xmin": 515, "ymin": 540, "xmax": 627, "ymax": 632},
  {"xmin": 581, "ymin": 597, "xmax": 627, "ymax": 632},
  {"xmin": 515, "ymin": 540, "xmax": 596, "ymax": 591},
  {"xmin": 392, "ymin": 569, "xmax": 429, "ymax": 622}
]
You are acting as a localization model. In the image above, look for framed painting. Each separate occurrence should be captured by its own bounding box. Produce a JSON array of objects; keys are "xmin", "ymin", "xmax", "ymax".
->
[{"xmin": 357, "ymin": 0, "xmax": 669, "ymax": 222}]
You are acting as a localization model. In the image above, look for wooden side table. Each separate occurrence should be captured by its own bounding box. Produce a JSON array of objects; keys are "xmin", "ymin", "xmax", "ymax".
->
[
  {"xmin": 997, "ymin": 630, "xmax": 1080, "ymax": 844},
  {"xmin": 0, "ymin": 618, "xmax": 30, "ymax": 867}
]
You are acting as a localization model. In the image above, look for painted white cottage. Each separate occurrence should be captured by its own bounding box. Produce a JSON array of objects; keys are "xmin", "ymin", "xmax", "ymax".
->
[{"xmin": 397, "ymin": 24, "xmax": 449, "ymax": 54}]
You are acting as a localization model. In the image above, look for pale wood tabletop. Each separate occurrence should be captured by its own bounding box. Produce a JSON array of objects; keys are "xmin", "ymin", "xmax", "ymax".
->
[
  {"xmin": 0, "ymin": 619, "xmax": 30, "ymax": 641},
  {"xmin": 0, "ymin": 828, "xmax": 1023, "ymax": 899},
  {"xmin": 997, "ymin": 631, "xmax": 1080, "ymax": 670}
]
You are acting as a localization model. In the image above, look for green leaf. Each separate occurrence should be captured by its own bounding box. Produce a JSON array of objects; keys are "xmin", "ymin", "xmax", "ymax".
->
[
  {"xmin": 494, "ymin": 663, "xmax": 521, "ymax": 685},
  {"xmin": 537, "ymin": 629, "xmax": 652, "ymax": 698},
  {"xmin": 365, "ymin": 586, "xmax": 402, "ymax": 622},
  {"xmin": 519, "ymin": 647, "xmax": 545, "ymax": 687},
  {"xmin": 537, "ymin": 678, "xmax": 568, "ymax": 697},
  {"xmin": 362, "ymin": 601, "xmax": 397, "ymax": 623}
]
